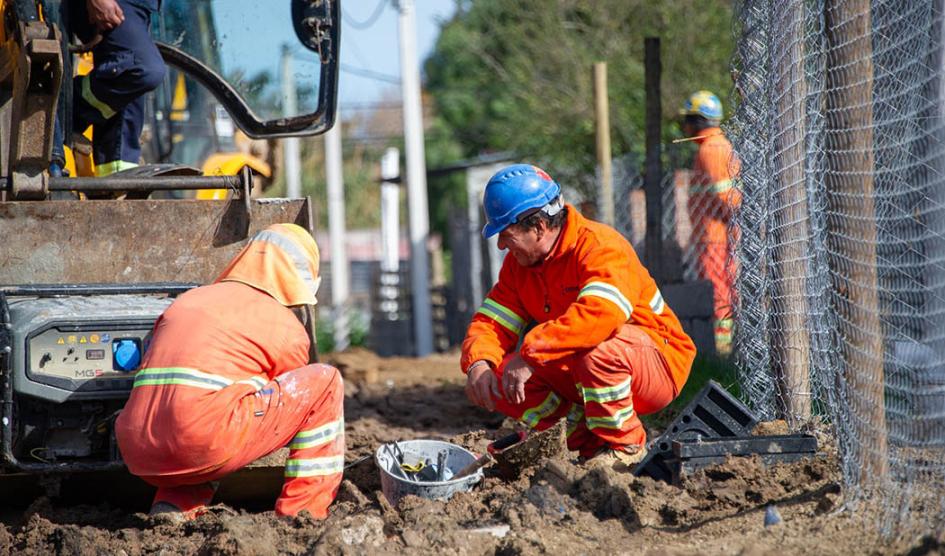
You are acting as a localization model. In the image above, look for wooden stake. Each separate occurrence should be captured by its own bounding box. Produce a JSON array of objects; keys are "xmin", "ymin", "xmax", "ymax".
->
[
  {"xmin": 771, "ymin": 1, "xmax": 812, "ymax": 424},
  {"xmin": 594, "ymin": 62, "xmax": 614, "ymax": 226},
  {"xmin": 823, "ymin": 0, "xmax": 887, "ymax": 481}
]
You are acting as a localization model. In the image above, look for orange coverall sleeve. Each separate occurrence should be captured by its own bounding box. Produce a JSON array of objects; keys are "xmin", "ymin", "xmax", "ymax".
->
[
  {"xmin": 461, "ymin": 264, "xmax": 531, "ymax": 373},
  {"xmin": 695, "ymin": 139, "xmax": 741, "ymax": 211},
  {"xmin": 520, "ymin": 241, "xmax": 641, "ymax": 368}
]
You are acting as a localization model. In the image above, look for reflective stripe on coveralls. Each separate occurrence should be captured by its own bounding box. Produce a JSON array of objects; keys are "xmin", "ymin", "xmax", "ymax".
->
[
  {"xmin": 133, "ymin": 367, "xmax": 268, "ymax": 391},
  {"xmin": 80, "ymin": 75, "xmax": 116, "ymax": 119},
  {"xmin": 578, "ymin": 377, "xmax": 632, "ymax": 404},
  {"xmin": 649, "ymin": 290, "xmax": 665, "ymax": 315},
  {"xmin": 688, "ymin": 178, "xmax": 734, "ymax": 194},
  {"xmin": 94, "ymin": 160, "xmax": 139, "ymax": 177},
  {"xmin": 490, "ymin": 325, "xmax": 677, "ymax": 458},
  {"xmin": 585, "ymin": 405, "xmax": 637, "ymax": 431},
  {"xmin": 475, "ymin": 297, "xmax": 527, "ymax": 337},
  {"xmin": 520, "ymin": 392, "xmax": 563, "ymax": 428},
  {"xmin": 566, "ymin": 405, "xmax": 585, "ymax": 437},
  {"xmin": 285, "ymin": 455, "xmax": 346, "ymax": 478},
  {"xmin": 288, "ymin": 419, "xmax": 344, "ymax": 450},
  {"xmin": 577, "ymin": 282, "xmax": 632, "ymax": 320}
]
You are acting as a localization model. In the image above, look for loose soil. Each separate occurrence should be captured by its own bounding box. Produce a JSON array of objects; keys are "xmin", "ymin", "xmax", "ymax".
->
[{"xmin": 1, "ymin": 349, "xmax": 942, "ymax": 555}]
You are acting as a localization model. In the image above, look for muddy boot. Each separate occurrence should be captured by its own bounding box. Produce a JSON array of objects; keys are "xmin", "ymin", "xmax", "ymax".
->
[
  {"xmin": 148, "ymin": 501, "xmax": 187, "ymax": 525},
  {"xmin": 148, "ymin": 481, "xmax": 218, "ymax": 524},
  {"xmin": 585, "ymin": 444, "xmax": 647, "ymax": 473}
]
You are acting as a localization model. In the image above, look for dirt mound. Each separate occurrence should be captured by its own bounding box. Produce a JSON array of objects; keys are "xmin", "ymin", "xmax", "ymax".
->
[{"xmin": 0, "ymin": 352, "xmax": 927, "ymax": 555}]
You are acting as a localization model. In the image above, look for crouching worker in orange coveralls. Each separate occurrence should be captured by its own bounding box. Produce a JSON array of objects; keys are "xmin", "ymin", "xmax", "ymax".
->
[
  {"xmin": 115, "ymin": 223, "xmax": 344, "ymax": 519},
  {"xmin": 462, "ymin": 165, "xmax": 697, "ymax": 469}
]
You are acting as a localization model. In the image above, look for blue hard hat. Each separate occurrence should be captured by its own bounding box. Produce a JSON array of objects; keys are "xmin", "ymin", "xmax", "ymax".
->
[{"xmin": 482, "ymin": 164, "xmax": 561, "ymax": 238}]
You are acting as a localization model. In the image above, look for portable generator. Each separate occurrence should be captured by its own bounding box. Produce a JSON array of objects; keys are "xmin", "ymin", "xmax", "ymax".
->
[{"xmin": 0, "ymin": 285, "xmax": 192, "ymax": 473}]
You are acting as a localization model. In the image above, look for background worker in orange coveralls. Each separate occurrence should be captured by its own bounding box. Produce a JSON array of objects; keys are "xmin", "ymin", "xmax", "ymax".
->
[
  {"xmin": 115, "ymin": 223, "xmax": 344, "ymax": 519},
  {"xmin": 680, "ymin": 90, "xmax": 741, "ymax": 352},
  {"xmin": 462, "ymin": 164, "xmax": 696, "ymax": 469}
]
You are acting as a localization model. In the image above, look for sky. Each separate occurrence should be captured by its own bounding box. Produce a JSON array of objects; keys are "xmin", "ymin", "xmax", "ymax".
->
[
  {"xmin": 196, "ymin": 0, "xmax": 456, "ymax": 123},
  {"xmin": 337, "ymin": 1, "xmax": 458, "ymax": 110}
]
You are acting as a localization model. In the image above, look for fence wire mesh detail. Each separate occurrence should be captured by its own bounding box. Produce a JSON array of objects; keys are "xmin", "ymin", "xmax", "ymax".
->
[{"xmin": 731, "ymin": 0, "xmax": 945, "ymax": 535}]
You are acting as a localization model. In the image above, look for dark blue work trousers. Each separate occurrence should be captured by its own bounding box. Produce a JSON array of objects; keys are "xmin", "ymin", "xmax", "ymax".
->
[{"xmin": 72, "ymin": 0, "xmax": 165, "ymax": 174}]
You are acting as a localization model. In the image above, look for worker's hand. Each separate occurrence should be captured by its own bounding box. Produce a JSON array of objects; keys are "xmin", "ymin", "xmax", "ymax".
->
[
  {"xmin": 86, "ymin": 0, "xmax": 124, "ymax": 31},
  {"xmin": 465, "ymin": 361, "xmax": 500, "ymax": 411},
  {"xmin": 501, "ymin": 354, "xmax": 533, "ymax": 405}
]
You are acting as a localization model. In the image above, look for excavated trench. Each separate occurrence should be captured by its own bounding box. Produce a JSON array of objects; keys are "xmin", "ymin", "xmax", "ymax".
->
[{"xmin": 0, "ymin": 350, "xmax": 937, "ymax": 555}]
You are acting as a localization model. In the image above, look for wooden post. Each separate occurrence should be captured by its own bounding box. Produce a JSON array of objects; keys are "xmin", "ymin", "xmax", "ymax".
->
[
  {"xmin": 594, "ymin": 62, "xmax": 615, "ymax": 227},
  {"xmin": 823, "ymin": 0, "xmax": 887, "ymax": 480},
  {"xmin": 771, "ymin": 2, "xmax": 812, "ymax": 424},
  {"xmin": 644, "ymin": 38, "xmax": 664, "ymax": 282}
]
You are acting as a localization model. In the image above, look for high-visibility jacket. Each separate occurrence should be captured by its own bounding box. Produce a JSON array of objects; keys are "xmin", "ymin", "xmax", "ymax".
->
[
  {"xmin": 461, "ymin": 205, "xmax": 696, "ymax": 392},
  {"xmin": 115, "ymin": 281, "xmax": 311, "ymax": 477},
  {"xmin": 689, "ymin": 127, "xmax": 741, "ymax": 243}
]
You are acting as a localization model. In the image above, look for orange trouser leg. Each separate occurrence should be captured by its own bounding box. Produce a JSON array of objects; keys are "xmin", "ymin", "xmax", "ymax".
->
[
  {"xmin": 142, "ymin": 364, "xmax": 344, "ymax": 518},
  {"xmin": 574, "ymin": 324, "xmax": 677, "ymax": 455},
  {"xmin": 492, "ymin": 354, "xmax": 579, "ymax": 442},
  {"xmin": 493, "ymin": 325, "xmax": 677, "ymax": 459},
  {"xmin": 697, "ymin": 240, "xmax": 732, "ymax": 323},
  {"xmin": 272, "ymin": 364, "xmax": 345, "ymax": 517}
]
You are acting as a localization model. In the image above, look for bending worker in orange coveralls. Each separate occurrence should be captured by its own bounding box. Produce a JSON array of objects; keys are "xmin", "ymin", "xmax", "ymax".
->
[
  {"xmin": 462, "ymin": 164, "xmax": 697, "ymax": 468},
  {"xmin": 680, "ymin": 90, "xmax": 741, "ymax": 351},
  {"xmin": 116, "ymin": 223, "xmax": 344, "ymax": 519}
]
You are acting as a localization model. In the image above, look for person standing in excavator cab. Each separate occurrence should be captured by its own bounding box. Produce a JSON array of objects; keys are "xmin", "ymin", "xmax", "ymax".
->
[
  {"xmin": 71, "ymin": 0, "xmax": 166, "ymax": 176},
  {"xmin": 680, "ymin": 90, "xmax": 741, "ymax": 353},
  {"xmin": 461, "ymin": 165, "xmax": 697, "ymax": 469},
  {"xmin": 116, "ymin": 224, "xmax": 345, "ymax": 520}
]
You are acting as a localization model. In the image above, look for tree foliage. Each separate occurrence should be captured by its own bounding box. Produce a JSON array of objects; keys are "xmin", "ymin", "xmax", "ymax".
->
[{"xmin": 424, "ymin": 0, "xmax": 734, "ymax": 198}]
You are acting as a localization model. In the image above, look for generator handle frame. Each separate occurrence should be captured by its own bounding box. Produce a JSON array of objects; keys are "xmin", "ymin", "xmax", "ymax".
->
[{"xmin": 0, "ymin": 283, "xmax": 197, "ymax": 473}]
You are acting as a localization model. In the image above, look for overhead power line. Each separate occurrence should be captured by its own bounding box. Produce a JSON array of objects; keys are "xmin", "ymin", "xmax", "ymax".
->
[
  {"xmin": 343, "ymin": 0, "xmax": 388, "ymax": 30},
  {"xmin": 340, "ymin": 63, "xmax": 400, "ymax": 84}
]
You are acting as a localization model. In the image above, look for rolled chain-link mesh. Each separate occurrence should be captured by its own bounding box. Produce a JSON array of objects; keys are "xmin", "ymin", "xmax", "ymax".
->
[{"xmin": 732, "ymin": 0, "xmax": 945, "ymax": 535}]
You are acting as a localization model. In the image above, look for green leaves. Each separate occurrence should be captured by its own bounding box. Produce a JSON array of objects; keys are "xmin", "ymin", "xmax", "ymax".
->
[{"xmin": 423, "ymin": 0, "xmax": 734, "ymax": 199}]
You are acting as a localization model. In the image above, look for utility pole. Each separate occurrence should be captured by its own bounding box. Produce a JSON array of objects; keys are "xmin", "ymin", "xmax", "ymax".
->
[
  {"xmin": 325, "ymin": 110, "xmax": 349, "ymax": 350},
  {"xmin": 594, "ymin": 62, "xmax": 615, "ymax": 226},
  {"xmin": 396, "ymin": 0, "xmax": 434, "ymax": 356},
  {"xmin": 380, "ymin": 148, "xmax": 401, "ymax": 274},
  {"xmin": 280, "ymin": 44, "xmax": 301, "ymax": 198}
]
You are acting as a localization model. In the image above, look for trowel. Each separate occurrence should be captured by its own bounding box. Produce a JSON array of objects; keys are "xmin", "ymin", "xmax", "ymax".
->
[{"xmin": 456, "ymin": 422, "xmax": 566, "ymax": 480}]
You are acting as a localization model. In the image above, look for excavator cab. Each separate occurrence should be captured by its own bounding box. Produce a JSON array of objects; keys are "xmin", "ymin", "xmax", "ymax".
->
[{"xmin": 0, "ymin": 0, "xmax": 339, "ymax": 488}]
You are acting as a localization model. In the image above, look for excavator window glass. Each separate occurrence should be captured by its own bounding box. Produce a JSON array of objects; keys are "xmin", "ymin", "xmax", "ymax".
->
[{"xmin": 153, "ymin": 0, "xmax": 338, "ymax": 138}]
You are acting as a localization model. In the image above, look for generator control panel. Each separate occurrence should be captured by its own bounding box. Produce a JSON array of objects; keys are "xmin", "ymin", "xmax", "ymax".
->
[
  {"xmin": 28, "ymin": 326, "xmax": 152, "ymax": 381},
  {"xmin": 5, "ymin": 295, "xmax": 173, "ymax": 403}
]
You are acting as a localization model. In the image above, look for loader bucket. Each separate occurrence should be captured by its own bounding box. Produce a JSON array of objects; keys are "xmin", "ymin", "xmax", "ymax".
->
[{"xmin": 0, "ymin": 198, "xmax": 315, "ymax": 285}]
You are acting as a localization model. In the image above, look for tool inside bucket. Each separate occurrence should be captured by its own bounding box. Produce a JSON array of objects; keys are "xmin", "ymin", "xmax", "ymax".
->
[{"xmin": 383, "ymin": 442, "xmax": 454, "ymax": 482}]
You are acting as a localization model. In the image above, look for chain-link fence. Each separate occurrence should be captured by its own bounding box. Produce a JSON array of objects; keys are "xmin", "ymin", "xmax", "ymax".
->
[
  {"xmin": 612, "ymin": 143, "xmax": 738, "ymax": 355},
  {"xmin": 732, "ymin": 0, "xmax": 945, "ymax": 536}
]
